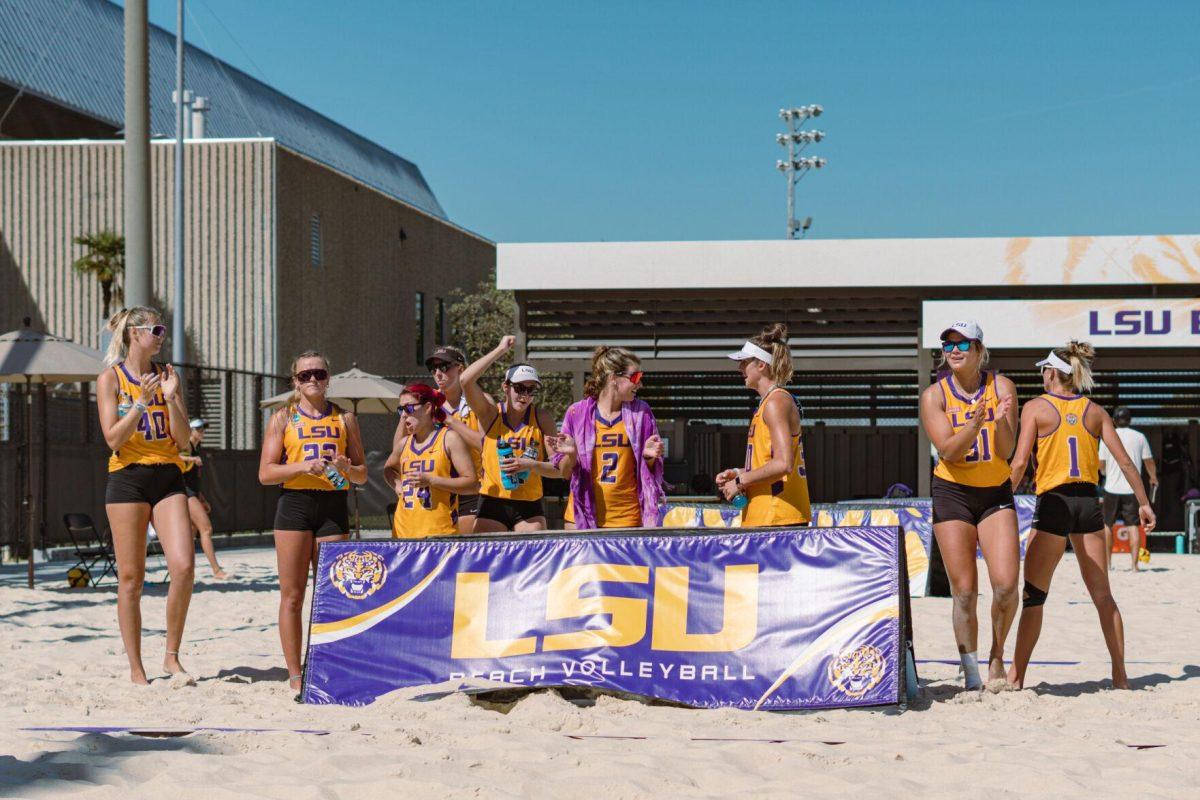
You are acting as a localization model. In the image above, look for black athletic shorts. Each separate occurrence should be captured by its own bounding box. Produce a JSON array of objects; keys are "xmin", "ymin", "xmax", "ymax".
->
[
  {"xmin": 1034, "ymin": 482, "xmax": 1104, "ymax": 536},
  {"xmin": 274, "ymin": 489, "xmax": 349, "ymax": 536},
  {"xmin": 931, "ymin": 475, "xmax": 1015, "ymax": 526},
  {"xmin": 1102, "ymin": 491, "xmax": 1141, "ymax": 528},
  {"xmin": 477, "ymin": 494, "xmax": 545, "ymax": 528},
  {"xmin": 183, "ymin": 468, "xmax": 201, "ymax": 498},
  {"xmin": 106, "ymin": 463, "xmax": 187, "ymax": 506},
  {"xmin": 456, "ymin": 494, "xmax": 481, "ymax": 517}
]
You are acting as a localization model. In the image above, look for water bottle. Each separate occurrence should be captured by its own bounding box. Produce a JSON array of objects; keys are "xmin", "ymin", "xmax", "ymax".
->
[
  {"xmin": 497, "ymin": 440, "xmax": 521, "ymax": 491},
  {"xmin": 117, "ymin": 391, "xmax": 133, "ymax": 418},
  {"xmin": 323, "ymin": 459, "xmax": 348, "ymax": 490},
  {"xmin": 730, "ymin": 492, "xmax": 749, "ymax": 510},
  {"xmin": 517, "ymin": 443, "xmax": 539, "ymax": 484}
]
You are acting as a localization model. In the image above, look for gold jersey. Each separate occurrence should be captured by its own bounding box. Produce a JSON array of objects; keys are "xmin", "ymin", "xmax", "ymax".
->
[
  {"xmin": 1034, "ymin": 393, "xmax": 1100, "ymax": 492},
  {"xmin": 280, "ymin": 403, "xmax": 348, "ymax": 491},
  {"xmin": 393, "ymin": 427, "xmax": 458, "ymax": 538},
  {"xmin": 591, "ymin": 412, "xmax": 642, "ymax": 527},
  {"xmin": 932, "ymin": 371, "xmax": 1011, "ymax": 488},
  {"xmin": 107, "ymin": 362, "xmax": 184, "ymax": 472},
  {"xmin": 742, "ymin": 387, "xmax": 811, "ymax": 527},
  {"xmin": 480, "ymin": 403, "xmax": 546, "ymax": 501}
]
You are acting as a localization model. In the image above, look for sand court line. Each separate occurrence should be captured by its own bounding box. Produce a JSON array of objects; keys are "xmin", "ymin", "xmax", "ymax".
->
[{"xmin": 20, "ymin": 726, "xmax": 332, "ymax": 736}]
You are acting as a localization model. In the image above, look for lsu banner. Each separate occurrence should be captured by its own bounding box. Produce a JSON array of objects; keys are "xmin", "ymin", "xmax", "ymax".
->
[
  {"xmin": 812, "ymin": 505, "xmax": 932, "ymax": 598},
  {"xmin": 828, "ymin": 496, "xmax": 1037, "ymax": 558},
  {"xmin": 302, "ymin": 527, "xmax": 908, "ymax": 710},
  {"xmin": 658, "ymin": 500, "xmax": 742, "ymax": 528}
]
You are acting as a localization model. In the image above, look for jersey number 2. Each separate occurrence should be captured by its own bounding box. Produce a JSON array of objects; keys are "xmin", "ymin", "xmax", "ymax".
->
[{"xmin": 599, "ymin": 452, "xmax": 619, "ymax": 484}]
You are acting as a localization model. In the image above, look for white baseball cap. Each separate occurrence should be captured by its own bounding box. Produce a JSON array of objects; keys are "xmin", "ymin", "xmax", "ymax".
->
[
  {"xmin": 939, "ymin": 320, "xmax": 984, "ymax": 343},
  {"xmin": 189, "ymin": 418, "xmax": 206, "ymax": 429},
  {"xmin": 1035, "ymin": 351, "xmax": 1072, "ymax": 374},
  {"xmin": 505, "ymin": 364, "xmax": 541, "ymax": 385},
  {"xmin": 727, "ymin": 341, "xmax": 774, "ymax": 365}
]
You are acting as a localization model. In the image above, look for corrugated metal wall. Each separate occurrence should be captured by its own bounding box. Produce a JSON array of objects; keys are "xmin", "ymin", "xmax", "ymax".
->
[{"xmin": 0, "ymin": 139, "xmax": 275, "ymax": 372}]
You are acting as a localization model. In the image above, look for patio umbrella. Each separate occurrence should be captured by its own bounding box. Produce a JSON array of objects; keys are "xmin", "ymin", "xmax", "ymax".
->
[
  {"xmin": 0, "ymin": 319, "xmax": 106, "ymax": 587},
  {"xmin": 259, "ymin": 366, "xmax": 405, "ymax": 414},
  {"xmin": 260, "ymin": 365, "xmax": 405, "ymax": 535}
]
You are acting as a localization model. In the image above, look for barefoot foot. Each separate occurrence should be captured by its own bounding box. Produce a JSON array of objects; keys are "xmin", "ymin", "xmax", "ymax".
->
[
  {"xmin": 164, "ymin": 652, "xmax": 188, "ymax": 676},
  {"xmin": 129, "ymin": 669, "xmax": 150, "ymax": 686},
  {"xmin": 987, "ymin": 655, "xmax": 1007, "ymax": 683},
  {"xmin": 1005, "ymin": 665, "xmax": 1023, "ymax": 689}
]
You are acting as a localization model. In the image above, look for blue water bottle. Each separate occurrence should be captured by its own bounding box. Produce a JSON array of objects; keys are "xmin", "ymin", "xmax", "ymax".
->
[
  {"xmin": 323, "ymin": 460, "xmax": 348, "ymax": 490},
  {"xmin": 497, "ymin": 440, "xmax": 521, "ymax": 491},
  {"xmin": 730, "ymin": 492, "xmax": 749, "ymax": 510},
  {"xmin": 517, "ymin": 443, "xmax": 539, "ymax": 484}
]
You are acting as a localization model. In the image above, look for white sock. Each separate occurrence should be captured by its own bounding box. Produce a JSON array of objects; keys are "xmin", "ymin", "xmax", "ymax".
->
[{"xmin": 960, "ymin": 652, "xmax": 983, "ymax": 690}]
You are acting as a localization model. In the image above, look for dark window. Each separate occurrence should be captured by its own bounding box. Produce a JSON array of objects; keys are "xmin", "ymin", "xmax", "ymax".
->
[
  {"xmin": 310, "ymin": 214, "xmax": 322, "ymax": 268},
  {"xmin": 415, "ymin": 292, "xmax": 426, "ymax": 365},
  {"xmin": 436, "ymin": 297, "xmax": 447, "ymax": 346}
]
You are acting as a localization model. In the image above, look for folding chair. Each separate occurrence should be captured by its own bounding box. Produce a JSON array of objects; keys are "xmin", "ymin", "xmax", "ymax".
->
[{"xmin": 62, "ymin": 513, "xmax": 118, "ymax": 587}]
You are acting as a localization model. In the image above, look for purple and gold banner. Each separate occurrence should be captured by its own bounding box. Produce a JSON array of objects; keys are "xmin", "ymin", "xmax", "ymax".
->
[
  {"xmin": 302, "ymin": 527, "xmax": 908, "ymax": 710},
  {"xmin": 812, "ymin": 505, "xmax": 932, "ymax": 597}
]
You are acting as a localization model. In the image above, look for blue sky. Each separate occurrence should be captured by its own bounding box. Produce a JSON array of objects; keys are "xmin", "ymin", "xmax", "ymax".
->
[{"xmin": 145, "ymin": 0, "xmax": 1200, "ymax": 243}]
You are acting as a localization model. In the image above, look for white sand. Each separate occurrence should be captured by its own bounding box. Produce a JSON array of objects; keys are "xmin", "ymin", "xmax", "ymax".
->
[{"xmin": 2, "ymin": 547, "xmax": 1197, "ymax": 799}]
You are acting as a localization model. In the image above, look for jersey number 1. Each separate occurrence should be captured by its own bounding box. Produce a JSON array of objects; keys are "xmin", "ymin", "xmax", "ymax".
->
[{"xmin": 1067, "ymin": 435, "xmax": 1081, "ymax": 478}]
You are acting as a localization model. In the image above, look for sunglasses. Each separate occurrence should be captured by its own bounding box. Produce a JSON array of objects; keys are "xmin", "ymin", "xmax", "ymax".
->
[
  {"xmin": 941, "ymin": 340, "xmax": 972, "ymax": 353},
  {"xmin": 509, "ymin": 383, "xmax": 540, "ymax": 397},
  {"xmin": 428, "ymin": 361, "xmax": 457, "ymax": 374},
  {"xmin": 132, "ymin": 324, "xmax": 167, "ymax": 338},
  {"xmin": 294, "ymin": 368, "xmax": 329, "ymax": 383},
  {"xmin": 620, "ymin": 371, "xmax": 644, "ymax": 385},
  {"xmin": 398, "ymin": 402, "xmax": 426, "ymax": 415}
]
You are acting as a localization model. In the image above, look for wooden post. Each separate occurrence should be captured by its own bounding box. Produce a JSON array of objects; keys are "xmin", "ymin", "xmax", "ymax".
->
[
  {"xmin": 223, "ymin": 369, "xmax": 233, "ymax": 449},
  {"xmin": 25, "ymin": 381, "xmax": 34, "ymax": 588},
  {"xmin": 253, "ymin": 374, "xmax": 264, "ymax": 446},
  {"xmin": 916, "ymin": 327, "xmax": 933, "ymax": 497},
  {"xmin": 38, "ymin": 383, "xmax": 47, "ymax": 553},
  {"xmin": 80, "ymin": 381, "xmax": 90, "ymax": 443}
]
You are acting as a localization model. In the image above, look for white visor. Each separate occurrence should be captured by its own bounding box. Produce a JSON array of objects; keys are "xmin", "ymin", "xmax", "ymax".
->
[
  {"xmin": 1035, "ymin": 351, "xmax": 1072, "ymax": 374},
  {"xmin": 505, "ymin": 364, "xmax": 541, "ymax": 385},
  {"xmin": 727, "ymin": 341, "xmax": 774, "ymax": 365}
]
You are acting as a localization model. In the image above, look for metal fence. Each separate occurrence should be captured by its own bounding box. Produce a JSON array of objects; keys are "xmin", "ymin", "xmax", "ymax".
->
[{"xmin": 0, "ymin": 363, "xmax": 290, "ymax": 556}]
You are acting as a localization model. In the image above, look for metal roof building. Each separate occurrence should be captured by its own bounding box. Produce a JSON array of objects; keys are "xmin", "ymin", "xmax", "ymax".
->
[
  {"xmin": 0, "ymin": 0, "xmax": 445, "ymax": 219},
  {"xmin": 500, "ymin": 236, "xmax": 1200, "ymax": 502}
]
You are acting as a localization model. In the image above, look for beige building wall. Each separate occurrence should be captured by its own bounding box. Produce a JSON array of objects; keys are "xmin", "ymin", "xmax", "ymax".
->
[
  {"xmin": 274, "ymin": 147, "xmax": 494, "ymax": 375},
  {"xmin": 0, "ymin": 139, "xmax": 493, "ymax": 378},
  {"xmin": 0, "ymin": 139, "xmax": 276, "ymax": 372}
]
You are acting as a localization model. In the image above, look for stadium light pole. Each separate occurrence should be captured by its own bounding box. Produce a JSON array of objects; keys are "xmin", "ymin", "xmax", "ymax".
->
[
  {"xmin": 776, "ymin": 105, "xmax": 826, "ymax": 239},
  {"xmin": 172, "ymin": 0, "xmax": 186, "ymax": 363},
  {"xmin": 124, "ymin": 0, "xmax": 152, "ymax": 307}
]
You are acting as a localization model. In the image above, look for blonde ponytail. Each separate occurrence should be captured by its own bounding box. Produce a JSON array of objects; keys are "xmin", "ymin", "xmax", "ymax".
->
[
  {"xmin": 583, "ymin": 345, "xmax": 639, "ymax": 398},
  {"xmin": 750, "ymin": 322, "xmax": 793, "ymax": 386},
  {"xmin": 104, "ymin": 306, "xmax": 160, "ymax": 366},
  {"xmin": 1063, "ymin": 339, "xmax": 1096, "ymax": 393}
]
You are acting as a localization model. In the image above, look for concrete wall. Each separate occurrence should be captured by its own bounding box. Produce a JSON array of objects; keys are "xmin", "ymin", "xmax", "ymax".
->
[{"xmin": 274, "ymin": 147, "xmax": 494, "ymax": 375}]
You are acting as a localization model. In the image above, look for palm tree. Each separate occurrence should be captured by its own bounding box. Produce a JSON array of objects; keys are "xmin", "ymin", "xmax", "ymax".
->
[{"xmin": 72, "ymin": 231, "xmax": 125, "ymax": 318}]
